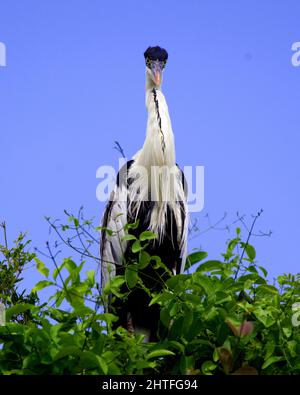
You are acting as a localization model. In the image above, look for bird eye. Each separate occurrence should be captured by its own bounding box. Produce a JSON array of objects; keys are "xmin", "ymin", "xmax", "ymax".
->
[{"xmin": 146, "ymin": 58, "xmax": 152, "ymax": 68}]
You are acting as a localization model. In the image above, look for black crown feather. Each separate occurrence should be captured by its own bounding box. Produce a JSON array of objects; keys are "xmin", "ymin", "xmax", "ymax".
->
[{"xmin": 144, "ymin": 46, "xmax": 168, "ymax": 62}]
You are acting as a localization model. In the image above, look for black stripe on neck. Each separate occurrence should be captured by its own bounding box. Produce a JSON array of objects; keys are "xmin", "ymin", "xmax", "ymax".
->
[{"xmin": 152, "ymin": 88, "xmax": 166, "ymax": 154}]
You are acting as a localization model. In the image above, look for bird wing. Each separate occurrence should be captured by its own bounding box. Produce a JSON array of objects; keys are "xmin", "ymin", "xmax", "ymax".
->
[
  {"xmin": 177, "ymin": 166, "xmax": 189, "ymax": 274},
  {"xmin": 100, "ymin": 161, "xmax": 188, "ymax": 295},
  {"xmin": 100, "ymin": 160, "xmax": 134, "ymax": 297}
]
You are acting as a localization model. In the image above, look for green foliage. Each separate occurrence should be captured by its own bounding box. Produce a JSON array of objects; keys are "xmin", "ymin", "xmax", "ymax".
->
[
  {"xmin": 0, "ymin": 223, "xmax": 39, "ymax": 324},
  {"xmin": 0, "ymin": 214, "xmax": 300, "ymax": 375}
]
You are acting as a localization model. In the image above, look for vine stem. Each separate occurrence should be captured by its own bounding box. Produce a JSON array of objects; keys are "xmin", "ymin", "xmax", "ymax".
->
[
  {"xmin": 234, "ymin": 209, "xmax": 263, "ymax": 280},
  {"xmin": 0, "ymin": 222, "xmax": 8, "ymax": 248}
]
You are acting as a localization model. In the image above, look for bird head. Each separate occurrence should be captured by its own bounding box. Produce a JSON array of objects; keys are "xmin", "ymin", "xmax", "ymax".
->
[{"xmin": 144, "ymin": 46, "xmax": 168, "ymax": 87}]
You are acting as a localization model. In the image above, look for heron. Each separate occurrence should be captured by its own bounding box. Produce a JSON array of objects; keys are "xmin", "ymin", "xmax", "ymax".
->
[{"xmin": 100, "ymin": 46, "xmax": 188, "ymax": 341}]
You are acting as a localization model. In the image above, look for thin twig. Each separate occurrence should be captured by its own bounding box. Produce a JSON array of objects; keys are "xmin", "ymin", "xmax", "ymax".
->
[
  {"xmin": 114, "ymin": 141, "xmax": 126, "ymax": 158},
  {"xmin": 234, "ymin": 209, "xmax": 263, "ymax": 280},
  {"xmin": 0, "ymin": 222, "xmax": 8, "ymax": 248}
]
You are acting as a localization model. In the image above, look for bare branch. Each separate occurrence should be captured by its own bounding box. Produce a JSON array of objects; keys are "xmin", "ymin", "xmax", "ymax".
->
[{"xmin": 114, "ymin": 141, "xmax": 126, "ymax": 158}]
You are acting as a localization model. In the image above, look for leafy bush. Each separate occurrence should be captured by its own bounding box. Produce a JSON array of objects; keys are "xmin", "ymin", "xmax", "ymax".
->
[{"xmin": 0, "ymin": 212, "xmax": 300, "ymax": 375}]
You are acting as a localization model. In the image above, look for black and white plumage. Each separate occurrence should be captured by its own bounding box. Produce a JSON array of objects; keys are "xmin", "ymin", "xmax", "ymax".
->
[{"xmin": 100, "ymin": 46, "xmax": 188, "ymax": 340}]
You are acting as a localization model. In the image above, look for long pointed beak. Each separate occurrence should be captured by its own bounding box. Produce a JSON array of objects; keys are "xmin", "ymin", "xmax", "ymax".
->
[
  {"xmin": 151, "ymin": 61, "xmax": 163, "ymax": 86},
  {"xmin": 154, "ymin": 69, "xmax": 161, "ymax": 86}
]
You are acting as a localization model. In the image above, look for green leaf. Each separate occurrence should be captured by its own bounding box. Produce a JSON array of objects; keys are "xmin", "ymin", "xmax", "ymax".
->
[
  {"xmin": 96, "ymin": 355, "xmax": 108, "ymax": 374},
  {"xmin": 256, "ymin": 285, "xmax": 279, "ymax": 299},
  {"xmin": 167, "ymin": 340, "xmax": 185, "ymax": 354},
  {"xmin": 213, "ymin": 348, "xmax": 219, "ymax": 362},
  {"xmin": 203, "ymin": 306, "xmax": 218, "ymax": 321},
  {"xmin": 54, "ymin": 346, "xmax": 80, "ymax": 361},
  {"xmin": 5, "ymin": 304, "xmax": 35, "ymax": 321},
  {"xmin": 139, "ymin": 231, "xmax": 157, "ymax": 241},
  {"xmin": 196, "ymin": 260, "xmax": 223, "ymax": 273},
  {"xmin": 262, "ymin": 356, "xmax": 285, "ymax": 369},
  {"xmin": 0, "ymin": 323, "xmax": 26, "ymax": 335},
  {"xmin": 244, "ymin": 279, "xmax": 254, "ymax": 290},
  {"xmin": 215, "ymin": 291, "xmax": 232, "ymax": 305},
  {"xmin": 32, "ymin": 280, "xmax": 54, "ymax": 292},
  {"xmin": 53, "ymin": 265, "xmax": 63, "ymax": 281},
  {"xmin": 169, "ymin": 302, "xmax": 180, "ymax": 317},
  {"xmin": 185, "ymin": 251, "xmax": 208, "ymax": 270},
  {"xmin": 85, "ymin": 270, "xmax": 95, "ymax": 285},
  {"xmin": 180, "ymin": 355, "xmax": 195, "ymax": 374},
  {"xmin": 287, "ymin": 340, "xmax": 297, "ymax": 358},
  {"xmin": 147, "ymin": 349, "xmax": 175, "ymax": 359},
  {"xmin": 50, "ymin": 323, "xmax": 63, "ymax": 340},
  {"xmin": 240, "ymin": 243, "xmax": 256, "ymax": 260},
  {"xmin": 132, "ymin": 240, "xmax": 142, "ymax": 253},
  {"xmin": 246, "ymin": 265, "xmax": 258, "ymax": 274},
  {"xmin": 138, "ymin": 250, "xmax": 151, "ymax": 269},
  {"xmin": 125, "ymin": 265, "xmax": 139, "ymax": 288},
  {"xmin": 68, "ymin": 216, "xmax": 79, "ymax": 227},
  {"xmin": 246, "ymin": 244, "xmax": 256, "ymax": 260},
  {"xmin": 193, "ymin": 274, "xmax": 215, "ymax": 303},
  {"xmin": 282, "ymin": 325, "xmax": 292, "ymax": 338},
  {"xmin": 160, "ymin": 307, "xmax": 171, "ymax": 327},
  {"xmin": 101, "ymin": 227, "xmax": 113, "ymax": 236},
  {"xmin": 22, "ymin": 354, "xmax": 39, "ymax": 369},
  {"xmin": 35, "ymin": 258, "xmax": 49, "ymax": 277},
  {"xmin": 124, "ymin": 220, "xmax": 139, "ymax": 230},
  {"xmin": 74, "ymin": 305, "xmax": 95, "ymax": 316},
  {"xmin": 150, "ymin": 256, "xmax": 171, "ymax": 273},
  {"xmin": 227, "ymin": 237, "xmax": 240, "ymax": 255},
  {"xmin": 253, "ymin": 308, "xmax": 276, "ymax": 328},
  {"xmin": 64, "ymin": 258, "xmax": 77, "ymax": 273},
  {"xmin": 103, "ymin": 275, "xmax": 125, "ymax": 295},
  {"xmin": 121, "ymin": 234, "xmax": 137, "ymax": 241},
  {"xmin": 258, "ymin": 265, "xmax": 268, "ymax": 277},
  {"xmin": 97, "ymin": 313, "xmax": 118, "ymax": 325},
  {"xmin": 201, "ymin": 360, "xmax": 217, "ymax": 375},
  {"xmin": 264, "ymin": 339, "xmax": 276, "ymax": 360},
  {"xmin": 182, "ymin": 308, "xmax": 194, "ymax": 336},
  {"xmin": 80, "ymin": 351, "xmax": 108, "ymax": 372},
  {"xmin": 166, "ymin": 274, "xmax": 187, "ymax": 290},
  {"xmin": 237, "ymin": 273, "xmax": 266, "ymax": 286}
]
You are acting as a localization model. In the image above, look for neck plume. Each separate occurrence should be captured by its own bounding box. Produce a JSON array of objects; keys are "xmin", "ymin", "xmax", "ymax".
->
[
  {"xmin": 135, "ymin": 72, "xmax": 175, "ymax": 167},
  {"xmin": 128, "ymin": 73, "xmax": 184, "ymax": 241}
]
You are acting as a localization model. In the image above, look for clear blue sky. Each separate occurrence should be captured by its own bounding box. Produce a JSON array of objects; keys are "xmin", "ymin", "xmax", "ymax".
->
[{"xmin": 0, "ymin": 0, "xmax": 300, "ymax": 292}]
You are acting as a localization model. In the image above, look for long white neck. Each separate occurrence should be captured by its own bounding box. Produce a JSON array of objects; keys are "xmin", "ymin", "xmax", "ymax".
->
[
  {"xmin": 134, "ymin": 72, "xmax": 176, "ymax": 167},
  {"xmin": 128, "ymin": 72, "xmax": 185, "ymax": 241}
]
